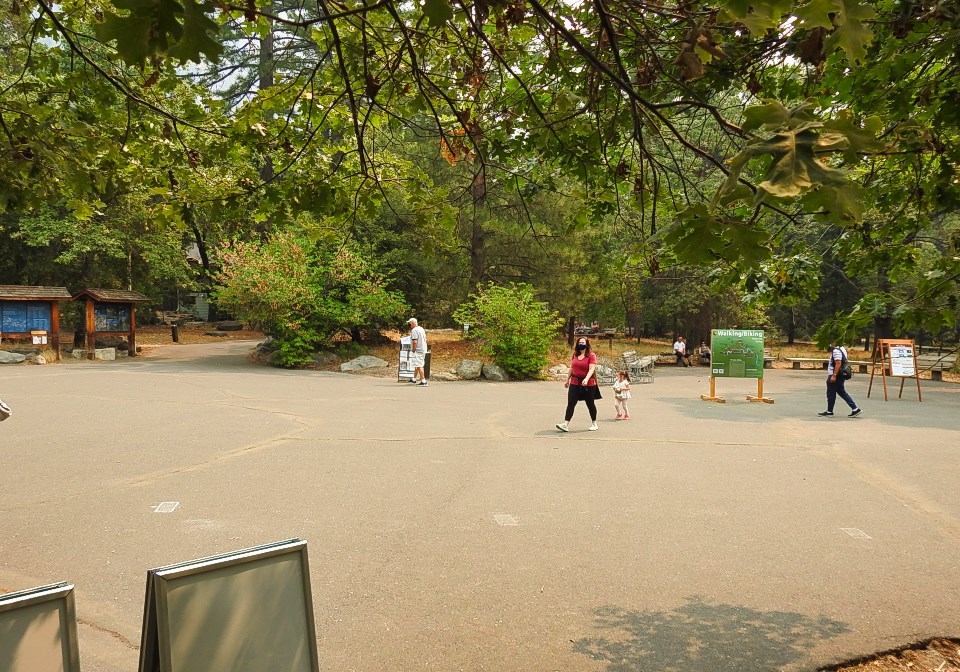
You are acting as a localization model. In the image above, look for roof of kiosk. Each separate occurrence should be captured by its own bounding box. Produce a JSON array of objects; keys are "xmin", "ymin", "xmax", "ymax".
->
[
  {"xmin": 71, "ymin": 289, "xmax": 150, "ymax": 303},
  {"xmin": 0, "ymin": 285, "xmax": 72, "ymax": 300}
]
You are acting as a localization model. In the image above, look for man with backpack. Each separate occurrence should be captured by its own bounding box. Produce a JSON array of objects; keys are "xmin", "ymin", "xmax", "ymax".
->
[{"xmin": 818, "ymin": 340, "xmax": 862, "ymax": 417}]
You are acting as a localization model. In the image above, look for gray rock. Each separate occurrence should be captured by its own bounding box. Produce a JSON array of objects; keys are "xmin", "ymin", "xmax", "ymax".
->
[
  {"xmin": 429, "ymin": 371, "xmax": 458, "ymax": 381},
  {"xmin": 216, "ymin": 321, "xmax": 244, "ymax": 331},
  {"xmin": 72, "ymin": 349, "xmax": 86, "ymax": 359},
  {"xmin": 116, "ymin": 349, "xmax": 128, "ymax": 358},
  {"xmin": 0, "ymin": 351, "xmax": 27, "ymax": 364},
  {"xmin": 94, "ymin": 348, "xmax": 116, "ymax": 361},
  {"xmin": 204, "ymin": 331, "xmax": 229, "ymax": 337},
  {"xmin": 313, "ymin": 351, "xmax": 341, "ymax": 364},
  {"xmin": 34, "ymin": 355, "xmax": 47, "ymax": 365},
  {"xmin": 549, "ymin": 364, "xmax": 570, "ymax": 375},
  {"xmin": 340, "ymin": 355, "xmax": 389, "ymax": 371},
  {"xmin": 456, "ymin": 359, "xmax": 484, "ymax": 380},
  {"xmin": 482, "ymin": 363, "xmax": 510, "ymax": 381}
]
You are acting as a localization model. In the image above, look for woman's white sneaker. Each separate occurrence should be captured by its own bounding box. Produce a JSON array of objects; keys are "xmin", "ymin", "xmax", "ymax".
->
[
  {"xmin": 555, "ymin": 422, "xmax": 569, "ymax": 432},
  {"xmin": 588, "ymin": 422, "xmax": 599, "ymax": 431}
]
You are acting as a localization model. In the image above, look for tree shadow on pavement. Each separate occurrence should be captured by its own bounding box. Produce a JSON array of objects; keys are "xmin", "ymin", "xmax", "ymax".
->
[{"xmin": 572, "ymin": 596, "xmax": 848, "ymax": 672}]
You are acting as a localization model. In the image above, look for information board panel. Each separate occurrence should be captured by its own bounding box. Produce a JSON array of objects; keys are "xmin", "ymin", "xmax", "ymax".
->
[
  {"xmin": 94, "ymin": 303, "xmax": 131, "ymax": 332},
  {"xmin": 139, "ymin": 539, "xmax": 319, "ymax": 672},
  {"xmin": 710, "ymin": 329, "xmax": 765, "ymax": 379},
  {"xmin": 0, "ymin": 582, "xmax": 81, "ymax": 672},
  {"xmin": 0, "ymin": 302, "xmax": 52, "ymax": 333},
  {"xmin": 890, "ymin": 344, "xmax": 915, "ymax": 377}
]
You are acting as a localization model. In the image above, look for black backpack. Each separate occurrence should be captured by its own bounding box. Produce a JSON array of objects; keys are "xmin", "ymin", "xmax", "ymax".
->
[{"xmin": 839, "ymin": 350, "xmax": 853, "ymax": 380}]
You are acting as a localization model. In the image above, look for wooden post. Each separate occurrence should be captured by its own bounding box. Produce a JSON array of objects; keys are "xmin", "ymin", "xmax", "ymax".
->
[
  {"xmin": 747, "ymin": 377, "xmax": 775, "ymax": 403},
  {"xmin": 128, "ymin": 301, "xmax": 137, "ymax": 357},
  {"xmin": 700, "ymin": 377, "xmax": 725, "ymax": 403},
  {"xmin": 85, "ymin": 298, "xmax": 96, "ymax": 360},
  {"xmin": 51, "ymin": 301, "xmax": 61, "ymax": 361}
]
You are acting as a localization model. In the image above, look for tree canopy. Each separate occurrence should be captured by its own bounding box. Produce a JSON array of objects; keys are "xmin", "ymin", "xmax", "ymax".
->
[{"xmin": 2, "ymin": 0, "xmax": 959, "ymax": 345}]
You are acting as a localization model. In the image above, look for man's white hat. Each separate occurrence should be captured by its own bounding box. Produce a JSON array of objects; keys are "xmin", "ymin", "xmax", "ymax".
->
[{"xmin": 407, "ymin": 317, "xmax": 417, "ymax": 324}]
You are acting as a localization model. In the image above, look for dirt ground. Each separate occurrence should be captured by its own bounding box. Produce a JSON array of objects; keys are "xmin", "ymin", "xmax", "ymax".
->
[
  {"xmin": 821, "ymin": 639, "xmax": 960, "ymax": 672},
  {"xmin": 119, "ymin": 325, "xmax": 960, "ymax": 671}
]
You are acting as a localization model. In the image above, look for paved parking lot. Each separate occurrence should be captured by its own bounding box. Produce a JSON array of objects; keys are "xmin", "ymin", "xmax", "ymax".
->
[{"xmin": 2, "ymin": 341, "xmax": 960, "ymax": 671}]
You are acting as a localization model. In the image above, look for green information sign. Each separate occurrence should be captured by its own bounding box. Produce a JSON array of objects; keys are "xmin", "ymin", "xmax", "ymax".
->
[{"xmin": 711, "ymin": 329, "xmax": 765, "ymax": 379}]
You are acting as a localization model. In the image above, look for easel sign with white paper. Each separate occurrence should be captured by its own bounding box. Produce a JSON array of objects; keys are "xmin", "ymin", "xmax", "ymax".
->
[
  {"xmin": 138, "ymin": 539, "xmax": 319, "ymax": 672},
  {"xmin": 398, "ymin": 335, "xmax": 414, "ymax": 381},
  {"xmin": 0, "ymin": 582, "xmax": 81, "ymax": 672}
]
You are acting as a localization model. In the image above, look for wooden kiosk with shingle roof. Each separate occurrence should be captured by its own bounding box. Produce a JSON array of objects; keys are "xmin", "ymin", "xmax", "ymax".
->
[
  {"xmin": 0, "ymin": 285, "xmax": 73, "ymax": 360},
  {"xmin": 72, "ymin": 289, "xmax": 150, "ymax": 360}
]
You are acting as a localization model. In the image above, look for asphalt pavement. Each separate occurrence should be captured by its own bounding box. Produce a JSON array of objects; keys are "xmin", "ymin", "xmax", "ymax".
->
[{"xmin": 2, "ymin": 341, "xmax": 959, "ymax": 671}]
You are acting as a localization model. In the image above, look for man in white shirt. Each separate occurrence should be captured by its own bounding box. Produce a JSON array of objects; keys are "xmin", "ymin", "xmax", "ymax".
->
[
  {"xmin": 407, "ymin": 318, "xmax": 428, "ymax": 386},
  {"xmin": 818, "ymin": 341, "xmax": 862, "ymax": 417},
  {"xmin": 673, "ymin": 336, "xmax": 691, "ymax": 367}
]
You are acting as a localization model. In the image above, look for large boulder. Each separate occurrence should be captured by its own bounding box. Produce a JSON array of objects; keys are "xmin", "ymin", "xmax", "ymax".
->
[
  {"xmin": 313, "ymin": 351, "xmax": 341, "ymax": 365},
  {"xmin": 429, "ymin": 371, "xmax": 458, "ymax": 381},
  {"xmin": 340, "ymin": 355, "xmax": 389, "ymax": 371},
  {"xmin": 216, "ymin": 321, "xmax": 244, "ymax": 331},
  {"xmin": 456, "ymin": 359, "xmax": 484, "ymax": 380},
  {"xmin": 94, "ymin": 348, "xmax": 116, "ymax": 361},
  {"xmin": 482, "ymin": 363, "xmax": 510, "ymax": 381},
  {"xmin": 0, "ymin": 351, "xmax": 26, "ymax": 364}
]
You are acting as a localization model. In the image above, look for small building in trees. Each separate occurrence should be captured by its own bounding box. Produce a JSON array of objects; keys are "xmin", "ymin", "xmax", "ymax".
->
[
  {"xmin": 72, "ymin": 288, "xmax": 150, "ymax": 360},
  {"xmin": 0, "ymin": 285, "xmax": 73, "ymax": 360}
]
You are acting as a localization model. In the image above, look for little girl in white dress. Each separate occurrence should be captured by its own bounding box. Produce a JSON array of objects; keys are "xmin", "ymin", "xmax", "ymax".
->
[{"xmin": 612, "ymin": 371, "xmax": 631, "ymax": 419}]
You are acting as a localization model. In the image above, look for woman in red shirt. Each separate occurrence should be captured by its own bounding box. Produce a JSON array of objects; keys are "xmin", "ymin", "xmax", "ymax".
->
[{"xmin": 556, "ymin": 336, "xmax": 602, "ymax": 432}]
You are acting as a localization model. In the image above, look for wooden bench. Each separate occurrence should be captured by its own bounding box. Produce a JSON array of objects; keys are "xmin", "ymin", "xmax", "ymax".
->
[
  {"xmin": 916, "ymin": 353, "xmax": 958, "ymax": 381},
  {"xmin": 763, "ymin": 348, "xmax": 774, "ymax": 369},
  {"xmin": 785, "ymin": 357, "xmax": 870, "ymax": 373},
  {"xmin": 785, "ymin": 357, "xmax": 825, "ymax": 370}
]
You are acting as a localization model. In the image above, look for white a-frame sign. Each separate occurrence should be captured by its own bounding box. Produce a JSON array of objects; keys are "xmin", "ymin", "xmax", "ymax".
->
[
  {"xmin": 0, "ymin": 582, "xmax": 81, "ymax": 672},
  {"xmin": 138, "ymin": 538, "xmax": 319, "ymax": 672}
]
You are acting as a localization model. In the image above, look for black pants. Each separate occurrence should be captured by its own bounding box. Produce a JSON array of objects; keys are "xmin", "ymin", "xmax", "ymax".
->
[{"xmin": 565, "ymin": 385, "xmax": 597, "ymax": 422}]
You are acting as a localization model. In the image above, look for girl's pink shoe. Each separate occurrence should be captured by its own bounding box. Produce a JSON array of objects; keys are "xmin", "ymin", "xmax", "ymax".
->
[
  {"xmin": 615, "ymin": 412, "xmax": 622, "ymax": 419},
  {"xmin": 623, "ymin": 414, "xmax": 631, "ymax": 420}
]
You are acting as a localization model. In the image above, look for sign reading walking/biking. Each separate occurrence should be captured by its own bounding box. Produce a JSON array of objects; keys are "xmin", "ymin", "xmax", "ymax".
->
[{"xmin": 710, "ymin": 329, "xmax": 766, "ymax": 379}]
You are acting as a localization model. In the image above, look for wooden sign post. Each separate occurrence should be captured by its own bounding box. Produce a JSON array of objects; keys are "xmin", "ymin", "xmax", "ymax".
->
[{"xmin": 867, "ymin": 338, "xmax": 922, "ymax": 401}]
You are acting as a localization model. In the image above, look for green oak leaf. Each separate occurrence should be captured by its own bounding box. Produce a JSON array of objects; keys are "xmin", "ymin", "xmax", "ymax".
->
[
  {"xmin": 741, "ymin": 101, "xmax": 791, "ymax": 133},
  {"xmin": 793, "ymin": 0, "xmax": 840, "ymax": 29},
  {"xmin": 823, "ymin": 0, "xmax": 875, "ymax": 63},
  {"xmin": 663, "ymin": 206, "xmax": 725, "ymax": 265},
  {"xmin": 167, "ymin": 0, "xmax": 223, "ymax": 64},
  {"xmin": 95, "ymin": 0, "xmax": 184, "ymax": 64},
  {"xmin": 423, "ymin": 0, "xmax": 453, "ymax": 27},
  {"xmin": 822, "ymin": 111, "xmax": 884, "ymax": 163}
]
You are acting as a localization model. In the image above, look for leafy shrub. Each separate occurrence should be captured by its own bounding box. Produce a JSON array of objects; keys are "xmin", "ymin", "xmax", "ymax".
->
[
  {"xmin": 214, "ymin": 231, "xmax": 409, "ymax": 366},
  {"xmin": 453, "ymin": 282, "xmax": 562, "ymax": 379}
]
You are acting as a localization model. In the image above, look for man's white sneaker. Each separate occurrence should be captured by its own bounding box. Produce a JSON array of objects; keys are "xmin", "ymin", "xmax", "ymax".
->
[
  {"xmin": 555, "ymin": 422, "xmax": 569, "ymax": 432},
  {"xmin": 588, "ymin": 422, "xmax": 599, "ymax": 431}
]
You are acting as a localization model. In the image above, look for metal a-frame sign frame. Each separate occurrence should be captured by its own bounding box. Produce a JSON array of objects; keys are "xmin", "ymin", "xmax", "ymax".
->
[{"xmin": 867, "ymin": 338, "xmax": 922, "ymax": 402}]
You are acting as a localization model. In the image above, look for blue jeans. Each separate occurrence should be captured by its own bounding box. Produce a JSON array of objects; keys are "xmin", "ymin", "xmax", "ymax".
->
[{"xmin": 826, "ymin": 375, "xmax": 857, "ymax": 412}]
